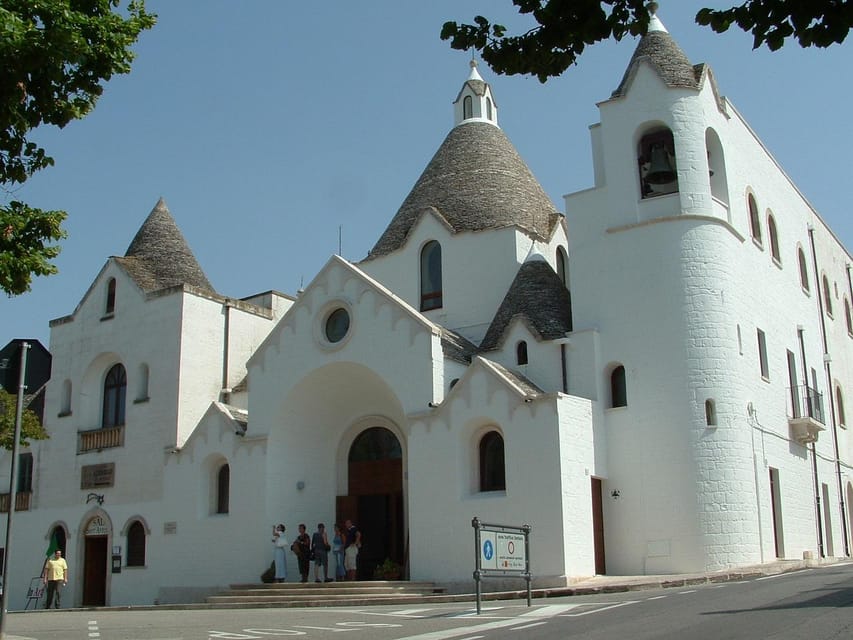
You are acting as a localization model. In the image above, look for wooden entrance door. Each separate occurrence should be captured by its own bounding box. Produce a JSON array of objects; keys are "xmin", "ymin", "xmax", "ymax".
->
[
  {"xmin": 83, "ymin": 536, "xmax": 108, "ymax": 606},
  {"xmin": 338, "ymin": 427, "xmax": 404, "ymax": 579},
  {"xmin": 591, "ymin": 478, "xmax": 606, "ymax": 575}
]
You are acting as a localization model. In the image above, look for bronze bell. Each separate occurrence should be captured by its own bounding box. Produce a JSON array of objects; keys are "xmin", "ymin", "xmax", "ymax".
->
[{"xmin": 645, "ymin": 143, "xmax": 676, "ymax": 185}]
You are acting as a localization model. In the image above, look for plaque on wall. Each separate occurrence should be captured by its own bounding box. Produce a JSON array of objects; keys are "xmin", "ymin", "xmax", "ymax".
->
[
  {"xmin": 164, "ymin": 521, "xmax": 177, "ymax": 535},
  {"xmin": 81, "ymin": 463, "xmax": 115, "ymax": 489}
]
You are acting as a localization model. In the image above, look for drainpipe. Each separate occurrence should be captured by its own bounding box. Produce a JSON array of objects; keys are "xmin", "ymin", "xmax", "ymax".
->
[
  {"xmin": 807, "ymin": 226, "xmax": 849, "ymax": 557},
  {"xmin": 797, "ymin": 325, "xmax": 823, "ymax": 558},
  {"xmin": 221, "ymin": 302, "xmax": 232, "ymax": 404}
]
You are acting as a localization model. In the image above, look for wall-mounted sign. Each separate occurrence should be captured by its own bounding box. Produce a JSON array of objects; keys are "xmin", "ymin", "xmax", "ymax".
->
[
  {"xmin": 84, "ymin": 515, "xmax": 109, "ymax": 536},
  {"xmin": 164, "ymin": 522, "xmax": 177, "ymax": 535},
  {"xmin": 81, "ymin": 463, "xmax": 115, "ymax": 489}
]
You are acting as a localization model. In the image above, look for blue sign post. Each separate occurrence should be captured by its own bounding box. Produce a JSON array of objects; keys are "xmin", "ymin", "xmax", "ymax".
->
[{"xmin": 472, "ymin": 517, "xmax": 532, "ymax": 614}]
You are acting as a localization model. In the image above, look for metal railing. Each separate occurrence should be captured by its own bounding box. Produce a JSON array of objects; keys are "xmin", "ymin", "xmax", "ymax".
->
[
  {"xmin": 0, "ymin": 492, "xmax": 32, "ymax": 512},
  {"xmin": 788, "ymin": 384, "xmax": 825, "ymax": 424},
  {"xmin": 78, "ymin": 424, "xmax": 125, "ymax": 453}
]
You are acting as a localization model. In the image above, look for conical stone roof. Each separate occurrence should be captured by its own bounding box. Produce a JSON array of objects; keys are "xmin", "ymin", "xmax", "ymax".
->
[
  {"xmin": 480, "ymin": 259, "xmax": 572, "ymax": 350},
  {"xmin": 611, "ymin": 18, "xmax": 699, "ymax": 98},
  {"xmin": 366, "ymin": 122, "xmax": 561, "ymax": 259},
  {"xmin": 116, "ymin": 198, "xmax": 215, "ymax": 293}
]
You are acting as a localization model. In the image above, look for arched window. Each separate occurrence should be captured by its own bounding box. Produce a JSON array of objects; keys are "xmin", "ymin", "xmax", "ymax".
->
[
  {"xmin": 420, "ymin": 241, "xmax": 443, "ymax": 311},
  {"xmin": 105, "ymin": 278, "xmax": 116, "ymax": 315},
  {"xmin": 767, "ymin": 214, "xmax": 780, "ymax": 263},
  {"xmin": 798, "ymin": 248, "xmax": 809, "ymax": 292},
  {"xmin": 126, "ymin": 520, "xmax": 146, "ymax": 567},
  {"xmin": 449, "ymin": 378, "xmax": 459, "ymax": 390},
  {"xmin": 463, "ymin": 95, "xmax": 473, "ymax": 120},
  {"xmin": 137, "ymin": 363, "xmax": 149, "ymax": 401},
  {"xmin": 823, "ymin": 276, "xmax": 833, "ymax": 316},
  {"xmin": 638, "ymin": 128, "xmax": 678, "ymax": 198},
  {"xmin": 845, "ymin": 298, "xmax": 852, "ymax": 336},
  {"xmin": 516, "ymin": 341, "xmax": 528, "ymax": 366},
  {"xmin": 60, "ymin": 379, "xmax": 72, "ymax": 416},
  {"xmin": 49, "ymin": 526, "xmax": 67, "ymax": 557},
  {"xmin": 102, "ymin": 364, "xmax": 127, "ymax": 428},
  {"xmin": 349, "ymin": 427, "xmax": 402, "ymax": 461},
  {"xmin": 837, "ymin": 387, "xmax": 846, "ymax": 427},
  {"xmin": 610, "ymin": 365, "xmax": 627, "ymax": 408},
  {"xmin": 556, "ymin": 247, "xmax": 568, "ymax": 288},
  {"xmin": 479, "ymin": 431, "xmax": 505, "ymax": 492},
  {"xmin": 705, "ymin": 399, "xmax": 717, "ymax": 426},
  {"xmin": 486, "ymin": 97, "xmax": 493, "ymax": 120},
  {"xmin": 216, "ymin": 464, "xmax": 230, "ymax": 514},
  {"xmin": 747, "ymin": 194, "xmax": 761, "ymax": 245}
]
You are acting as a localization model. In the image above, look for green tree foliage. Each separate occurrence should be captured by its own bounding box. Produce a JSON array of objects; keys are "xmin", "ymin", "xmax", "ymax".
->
[
  {"xmin": 0, "ymin": 388, "xmax": 48, "ymax": 450},
  {"xmin": 0, "ymin": 0, "xmax": 156, "ymax": 295},
  {"xmin": 441, "ymin": 1, "xmax": 852, "ymax": 82}
]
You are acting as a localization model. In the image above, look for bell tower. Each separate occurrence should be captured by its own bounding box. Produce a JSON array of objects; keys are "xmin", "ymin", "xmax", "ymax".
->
[{"xmin": 452, "ymin": 59, "xmax": 499, "ymax": 127}]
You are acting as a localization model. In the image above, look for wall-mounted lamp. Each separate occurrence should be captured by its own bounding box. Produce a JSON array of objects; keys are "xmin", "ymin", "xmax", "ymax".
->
[
  {"xmin": 296, "ymin": 481, "xmax": 305, "ymax": 491},
  {"xmin": 86, "ymin": 492, "xmax": 105, "ymax": 505},
  {"xmin": 610, "ymin": 490, "xmax": 621, "ymax": 500}
]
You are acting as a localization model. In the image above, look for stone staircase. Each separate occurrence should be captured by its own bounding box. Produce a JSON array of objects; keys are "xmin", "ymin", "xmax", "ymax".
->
[{"xmin": 205, "ymin": 580, "xmax": 451, "ymax": 608}]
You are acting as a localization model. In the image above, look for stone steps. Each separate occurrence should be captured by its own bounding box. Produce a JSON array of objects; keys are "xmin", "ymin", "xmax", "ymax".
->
[{"xmin": 205, "ymin": 580, "xmax": 448, "ymax": 608}]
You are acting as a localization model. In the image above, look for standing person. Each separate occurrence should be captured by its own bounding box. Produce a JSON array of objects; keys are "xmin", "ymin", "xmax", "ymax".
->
[
  {"xmin": 271, "ymin": 524, "xmax": 288, "ymax": 583},
  {"xmin": 311, "ymin": 523, "xmax": 331, "ymax": 583},
  {"xmin": 293, "ymin": 523, "xmax": 311, "ymax": 583},
  {"xmin": 42, "ymin": 549, "xmax": 68, "ymax": 609},
  {"xmin": 344, "ymin": 519, "xmax": 361, "ymax": 581},
  {"xmin": 332, "ymin": 523, "xmax": 346, "ymax": 581}
]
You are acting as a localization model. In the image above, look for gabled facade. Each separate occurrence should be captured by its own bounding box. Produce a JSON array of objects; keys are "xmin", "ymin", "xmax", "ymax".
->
[{"xmin": 1, "ymin": 6, "xmax": 850, "ymax": 609}]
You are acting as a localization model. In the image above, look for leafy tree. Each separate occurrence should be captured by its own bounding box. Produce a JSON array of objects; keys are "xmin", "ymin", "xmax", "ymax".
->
[
  {"xmin": 0, "ymin": 0, "xmax": 156, "ymax": 295},
  {"xmin": 0, "ymin": 388, "xmax": 48, "ymax": 450},
  {"xmin": 441, "ymin": 1, "xmax": 852, "ymax": 82}
]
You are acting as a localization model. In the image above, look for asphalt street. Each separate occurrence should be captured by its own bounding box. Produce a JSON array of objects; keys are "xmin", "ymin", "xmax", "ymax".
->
[{"xmin": 3, "ymin": 562, "xmax": 851, "ymax": 640}]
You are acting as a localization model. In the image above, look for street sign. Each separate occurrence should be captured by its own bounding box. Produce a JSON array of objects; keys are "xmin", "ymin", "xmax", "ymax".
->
[
  {"xmin": 0, "ymin": 340, "xmax": 51, "ymax": 393},
  {"xmin": 472, "ymin": 517, "xmax": 532, "ymax": 614}
]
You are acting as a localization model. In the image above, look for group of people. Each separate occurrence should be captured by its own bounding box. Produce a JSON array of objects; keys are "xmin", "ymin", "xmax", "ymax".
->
[{"xmin": 271, "ymin": 519, "xmax": 361, "ymax": 583}]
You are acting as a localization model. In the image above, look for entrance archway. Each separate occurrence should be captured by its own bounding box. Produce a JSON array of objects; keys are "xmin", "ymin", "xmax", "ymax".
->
[
  {"xmin": 81, "ymin": 513, "xmax": 110, "ymax": 606},
  {"xmin": 337, "ymin": 426, "xmax": 404, "ymax": 579}
]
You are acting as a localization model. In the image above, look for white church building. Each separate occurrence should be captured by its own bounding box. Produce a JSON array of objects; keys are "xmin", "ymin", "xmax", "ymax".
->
[{"xmin": 2, "ymin": 9, "xmax": 851, "ymax": 608}]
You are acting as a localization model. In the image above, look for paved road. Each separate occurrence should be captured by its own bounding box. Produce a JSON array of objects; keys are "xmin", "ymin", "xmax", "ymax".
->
[{"xmin": 4, "ymin": 562, "xmax": 852, "ymax": 640}]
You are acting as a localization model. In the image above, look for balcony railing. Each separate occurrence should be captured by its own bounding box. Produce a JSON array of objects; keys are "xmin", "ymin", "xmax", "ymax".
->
[
  {"xmin": 0, "ymin": 491, "xmax": 32, "ymax": 512},
  {"xmin": 787, "ymin": 384, "xmax": 825, "ymax": 444},
  {"xmin": 78, "ymin": 425, "xmax": 125, "ymax": 453}
]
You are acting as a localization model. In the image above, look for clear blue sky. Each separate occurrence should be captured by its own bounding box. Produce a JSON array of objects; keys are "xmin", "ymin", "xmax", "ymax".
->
[{"xmin": 3, "ymin": 1, "xmax": 851, "ymax": 347}]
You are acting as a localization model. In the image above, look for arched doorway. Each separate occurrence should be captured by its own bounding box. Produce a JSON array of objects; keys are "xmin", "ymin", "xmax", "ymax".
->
[
  {"xmin": 81, "ymin": 513, "xmax": 110, "ymax": 606},
  {"xmin": 337, "ymin": 427, "xmax": 404, "ymax": 579}
]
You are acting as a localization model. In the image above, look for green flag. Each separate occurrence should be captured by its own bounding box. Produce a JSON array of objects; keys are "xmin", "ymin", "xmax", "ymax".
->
[{"xmin": 45, "ymin": 533, "xmax": 58, "ymax": 558}]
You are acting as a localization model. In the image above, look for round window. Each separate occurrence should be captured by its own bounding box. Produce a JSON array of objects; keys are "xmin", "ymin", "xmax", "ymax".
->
[{"xmin": 324, "ymin": 308, "xmax": 350, "ymax": 343}]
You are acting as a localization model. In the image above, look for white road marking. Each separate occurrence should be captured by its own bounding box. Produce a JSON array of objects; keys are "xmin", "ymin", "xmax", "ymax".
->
[
  {"xmin": 678, "ymin": 590, "xmax": 697, "ymax": 594},
  {"xmin": 561, "ymin": 600, "xmax": 640, "ymax": 617},
  {"xmin": 390, "ymin": 608, "xmax": 434, "ymax": 616},
  {"xmin": 757, "ymin": 570, "xmax": 810, "ymax": 581},
  {"xmin": 392, "ymin": 617, "xmax": 538, "ymax": 640},
  {"xmin": 647, "ymin": 595, "xmax": 668, "ymax": 600},
  {"xmin": 520, "ymin": 604, "xmax": 581, "ymax": 617},
  {"xmin": 511, "ymin": 621, "xmax": 548, "ymax": 630}
]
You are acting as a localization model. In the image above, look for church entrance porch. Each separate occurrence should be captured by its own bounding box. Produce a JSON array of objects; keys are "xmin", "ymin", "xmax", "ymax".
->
[{"xmin": 337, "ymin": 427, "xmax": 405, "ymax": 580}]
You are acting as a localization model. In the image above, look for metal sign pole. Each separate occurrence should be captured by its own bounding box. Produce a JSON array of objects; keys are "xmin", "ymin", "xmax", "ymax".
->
[
  {"xmin": 472, "ymin": 517, "xmax": 482, "ymax": 615},
  {"xmin": 0, "ymin": 342, "xmax": 29, "ymax": 639},
  {"xmin": 523, "ymin": 523, "xmax": 531, "ymax": 607}
]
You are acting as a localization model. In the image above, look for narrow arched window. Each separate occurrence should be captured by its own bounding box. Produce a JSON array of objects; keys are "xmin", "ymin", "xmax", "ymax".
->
[
  {"xmin": 798, "ymin": 248, "xmax": 809, "ymax": 292},
  {"xmin": 60, "ymin": 379, "xmax": 72, "ymax": 416},
  {"xmin": 126, "ymin": 521, "xmax": 146, "ymax": 567},
  {"xmin": 845, "ymin": 298, "xmax": 852, "ymax": 336},
  {"xmin": 137, "ymin": 363, "xmax": 149, "ymax": 401},
  {"xmin": 837, "ymin": 387, "xmax": 846, "ymax": 427},
  {"xmin": 486, "ymin": 97, "xmax": 493, "ymax": 120},
  {"xmin": 105, "ymin": 278, "xmax": 116, "ymax": 315},
  {"xmin": 556, "ymin": 247, "xmax": 568, "ymax": 288},
  {"xmin": 823, "ymin": 276, "xmax": 833, "ymax": 316},
  {"xmin": 767, "ymin": 214, "xmax": 780, "ymax": 263},
  {"xmin": 216, "ymin": 464, "xmax": 230, "ymax": 514},
  {"xmin": 102, "ymin": 364, "xmax": 127, "ymax": 428},
  {"xmin": 463, "ymin": 96, "xmax": 473, "ymax": 120},
  {"xmin": 479, "ymin": 431, "xmax": 505, "ymax": 492},
  {"xmin": 748, "ymin": 194, "xmax": 761, "ymax": 245},
  {"xmin": 516, "ymin": 341, "xmax": 528, "ymax": 366},
  {"xmin": 705, "ymin": 399, "xmax": 717, "ymax": 426},
  {"xmin": 420, "ymin": 241, "xmax": 443, "ymax": 311},
  {"xmin": 610, "ymin": 365, "xmax": 627, "ymax": 408}
]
